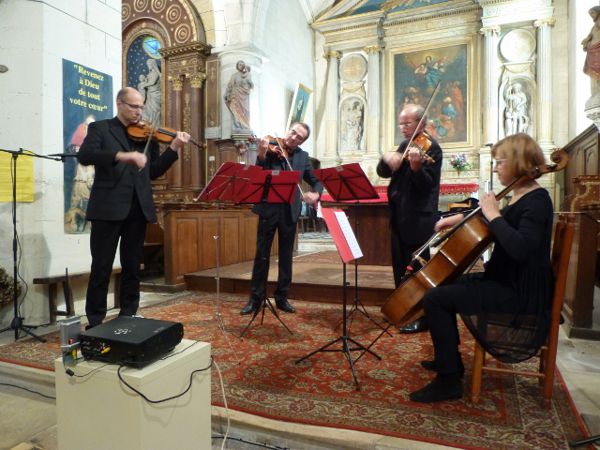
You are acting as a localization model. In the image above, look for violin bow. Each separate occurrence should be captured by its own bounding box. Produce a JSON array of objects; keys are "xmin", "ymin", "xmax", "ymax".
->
[{"xmin": 401, "ymin": 80, "xmax": 442, "ymax": 161}]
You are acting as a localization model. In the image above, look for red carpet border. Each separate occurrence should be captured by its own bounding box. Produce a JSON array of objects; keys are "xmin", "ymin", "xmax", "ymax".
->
[{"xmin": 0, "ymin": 291, "xmax": 589, "ymax": 449}]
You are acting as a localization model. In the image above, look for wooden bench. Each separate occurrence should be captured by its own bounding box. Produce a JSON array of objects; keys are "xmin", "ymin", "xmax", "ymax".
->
[{"xmin": 33, "ymin": 268, "xmax": 122, "ymax": 324}]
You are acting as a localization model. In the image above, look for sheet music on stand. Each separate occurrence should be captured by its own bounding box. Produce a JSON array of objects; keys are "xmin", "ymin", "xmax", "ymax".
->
[
  {"xmin": 323, "ymin": 209, "xmax": 363, "ymax": 263},
  {"xmin": 314, "ymin": 163, "xmax": 389, "ymax": 337}
]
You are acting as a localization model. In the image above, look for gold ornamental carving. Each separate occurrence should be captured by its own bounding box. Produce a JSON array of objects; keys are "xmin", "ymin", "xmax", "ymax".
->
[
  {"xmin": 364, "ymin": 45, "xmax": 382, "ymax": 54},
  {"xmin": 534, "ymin": 17, "xmax": 556, "ymax": 28},
  {"xmin": 160, "ymin": 42, "xmax": 211, "ymax": 58},
  {"xmin": 169, "ymin": 77, "xmax": 183, "ymax": 91},
  {"xmin": 480, "ymin": 25, "xmax": 500, "ymax": 36},
  {"xmin": 323, "ymin": 50, "xmax": 342, "ymax": 60},
  {"xmin": 190, "ymin": 72, "xmax": 207, "ymax": 89}
]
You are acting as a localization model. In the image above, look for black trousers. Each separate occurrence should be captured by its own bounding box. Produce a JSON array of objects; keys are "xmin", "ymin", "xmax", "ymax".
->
[
  {"xmin": 422, "ymin": 277, "xmax": 517, "ymax": 375},
  {"xmin": 250, "ymin": 205, "xmax": 297, "ymax": 303},
  {"xmin": 391, "ymin": 229, "xmax": 429, "ymax": 288},
  {"xmin": 85, "ymin": 195, "xmax": 147, "ymax": 327}
]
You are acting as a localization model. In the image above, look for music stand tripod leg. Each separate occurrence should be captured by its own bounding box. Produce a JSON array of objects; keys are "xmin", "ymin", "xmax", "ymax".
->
[{"xmin": 240, "ymin": 215, "xmax": 293, "ymax": 338}]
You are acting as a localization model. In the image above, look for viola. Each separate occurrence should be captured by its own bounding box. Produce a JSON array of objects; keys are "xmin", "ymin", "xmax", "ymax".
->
[
  {"xmin": 380, "ymin": 148, "xmax": 569, "ymax": 326},
  {"xmin": 126, "ymin": 121, "xmax": 202, "ymax": 149}
]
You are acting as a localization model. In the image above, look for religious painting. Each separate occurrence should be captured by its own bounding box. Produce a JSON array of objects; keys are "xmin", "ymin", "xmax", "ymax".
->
[
  {"xmin": 287, "ymin": 83, "xmax": 312, "ymax": 129},
  {"xmin": 393, "ymin": 43, "xmax": 468, "ymax": 146},
  {"xmin": 62, "ymin": 59, "xmax": 113, "ymax": 234}
]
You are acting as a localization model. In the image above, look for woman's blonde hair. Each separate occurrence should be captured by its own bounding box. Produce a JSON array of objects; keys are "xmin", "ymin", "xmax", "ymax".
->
[{"xmin": 491, "ymin": 133, "xmax": 546, "ymax": 178}]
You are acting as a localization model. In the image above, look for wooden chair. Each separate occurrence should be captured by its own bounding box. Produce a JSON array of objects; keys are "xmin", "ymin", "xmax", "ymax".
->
[{"xmin": 469, "ymin": 214, "xmax": 575, "ymax": 408}]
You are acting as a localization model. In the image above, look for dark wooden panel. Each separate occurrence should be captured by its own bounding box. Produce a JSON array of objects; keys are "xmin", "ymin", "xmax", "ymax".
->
[
  {"xmin": 221, "ymin": 215, "xmax": 242, "ymax": 266},
  {"xmin": 175, "ymin": 218, "xmax": 200, "ymax": 277},
  {"xmin": 560, "ymin": 212, "xmax": 598, "ymax": 336},
  {"xmin": 163, "ymin": 205, "xmax": 278, "ymax": 285},
  {"xmin": 200, "ymin": 216, "xmax": 220, "ymax": 269}
]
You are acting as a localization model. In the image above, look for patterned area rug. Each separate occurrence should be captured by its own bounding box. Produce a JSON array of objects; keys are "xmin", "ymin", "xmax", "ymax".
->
[{"xmin": 0, "ymin": 292, "xmax": 588, "ymax": 449}]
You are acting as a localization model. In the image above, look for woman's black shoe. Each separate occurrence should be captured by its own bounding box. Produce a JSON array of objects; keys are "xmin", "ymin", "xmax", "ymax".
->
[
  {"xmin": 420, "ymin": 359, "xmax": 465, "ymax": 377},
  {"xmin": 409, "ymin": 375, "xmax": 463, "ymax": 403},
  {"xmin": 398, "ymin": 318, "xmax": 429, "ymax": 333}
]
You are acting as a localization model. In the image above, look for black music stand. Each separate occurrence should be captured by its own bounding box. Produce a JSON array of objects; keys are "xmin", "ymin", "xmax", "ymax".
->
[
  {"xmin": 295, "ymin": 207, "xmax": 381, "ymax": 390},
  {"xmin": 0, "ymin": 148, "xmax": 61, "ymax": 342},
  {"xmin": 236, "ymin": 169, "xmax": 301, "ymax": 338},
  {"xmin": 195, "ymin": 162, "xmax": 261, "ymax": 336},
  {"xmin": 194, "ymin": 161, "xmax": 262, "ymax": 203},
  {"xmin": 314, "ymin": 163, "xmax": 389, "ymax": 335}
]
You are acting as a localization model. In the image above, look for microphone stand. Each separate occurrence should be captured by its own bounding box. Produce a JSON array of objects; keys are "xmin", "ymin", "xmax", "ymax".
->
[{"xmin": 0, "ymin": 148, "xmax": 61, "ymax": 342}]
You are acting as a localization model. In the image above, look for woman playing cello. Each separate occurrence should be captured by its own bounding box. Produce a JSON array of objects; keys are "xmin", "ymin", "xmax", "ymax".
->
[{"xmin": 410, "ymin": 133, "xmax": 554, "ymax": 403}]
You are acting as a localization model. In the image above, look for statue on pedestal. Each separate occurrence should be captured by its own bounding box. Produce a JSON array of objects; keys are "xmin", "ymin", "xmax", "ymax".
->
[
  {"xmin": 224, "ymin": 61, "xmax": 254, "ymax": 131},
  {"xmin": 582, "ymin": 6, "xmax": 600, "ymax": 96}
]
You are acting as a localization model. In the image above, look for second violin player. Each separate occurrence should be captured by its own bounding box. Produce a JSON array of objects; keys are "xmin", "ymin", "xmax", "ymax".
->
[
  {"xmin": 240, "ymin": 123, "xmax": 323, "ymax": 316},
  {"xmin": 377, "ymin": 103, "xmax": 443, "ymax": 334}
]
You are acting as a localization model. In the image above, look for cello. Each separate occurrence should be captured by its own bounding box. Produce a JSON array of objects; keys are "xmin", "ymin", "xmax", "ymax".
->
[{"xmin": 380, "ymin": 148, "xmax": 569, "ymax": 326}]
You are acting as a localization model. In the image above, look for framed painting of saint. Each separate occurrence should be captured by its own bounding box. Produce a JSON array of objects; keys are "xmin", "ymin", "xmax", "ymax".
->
[
  {"xmin": 287, "ymin": 83, "xmax": 312, "ymax": 129},
  {"xmin": 392, "ymin": 42, "xmax": 470, "ymax": 147}
]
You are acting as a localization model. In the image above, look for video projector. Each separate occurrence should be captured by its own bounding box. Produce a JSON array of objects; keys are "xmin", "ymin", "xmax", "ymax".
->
[{"xmin": 80, "ymin": 316, "xmax": 184, "ymax": 368}]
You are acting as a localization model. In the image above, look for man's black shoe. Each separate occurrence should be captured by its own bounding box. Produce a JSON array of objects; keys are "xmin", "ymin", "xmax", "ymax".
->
[
  {"xmin": 409, "ymin": 374, "xmax": 463, "ymax": 403},
  {"xmin": 240, "ymin": 299, "xmax": 259, "ymax": 315},
  {"xmin": 398, "ymin": 318, "xmax": 429, "ymax": 334},
  {"xmin": 275, "ymin": 298, "xmax": 296, "ymax": 313}
]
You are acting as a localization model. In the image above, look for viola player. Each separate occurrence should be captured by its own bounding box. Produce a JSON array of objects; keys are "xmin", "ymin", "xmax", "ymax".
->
[
  {"xmin": 376, "ymin": 103, "xmax": 443, "ymax": 333},
  {"xmin": 78, "ymin": 87, "xmax": 190, "ymax": 329},
  {"xmin": 240, "ymin": 122, "xmax": 323, "ymax": 315},
  {"xmin": 410, "ymin": 133, "xmax": 554, "ymax": 403}
]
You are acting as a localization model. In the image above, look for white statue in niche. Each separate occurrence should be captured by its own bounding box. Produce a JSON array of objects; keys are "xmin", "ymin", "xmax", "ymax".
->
[
  {"xmin": 504, "ymin": 82, "xmax": 529, "ymax": 135},
  {"xmin": 340, "ymin": 99, "xmax": 364, "ymax": 151},
  {"xmin": 137, "ymin": 58, "xmax": 162, "ymax": 125}
]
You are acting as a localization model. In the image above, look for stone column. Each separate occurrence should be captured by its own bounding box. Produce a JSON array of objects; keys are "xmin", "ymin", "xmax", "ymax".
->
[
  {"xmin": 480, "ymin": 25, "xmax": 501, "ymax": 145},
  {"xmin": 364, "ymin": 45, "xmax": 382, "ymax": 157},
  {"xmin": 168, "ymin": 77, "xmax": 183, "ymax": 188},
  {"xmin": 534, "ymin": 17, "xmax": 556, "ymax": 149},
  {"xmin": 323, "ymin": 50, "xmax": 341, "ymax": 164},
  {"xmin": 190, "ymin": 72, "xmax": 206, "ymax": 188}
]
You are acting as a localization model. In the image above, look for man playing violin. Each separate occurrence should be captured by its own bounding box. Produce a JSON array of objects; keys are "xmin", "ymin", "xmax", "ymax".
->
[
  {"xmin": 78, "ymin": 87, "xmax": 190, "ymax": 329},
  {"xmin": 376, "ymin": 103, "xmax": 443, "ymax": 333},
  {"xmin": 240, "ymin": 122, "xmax": 323, "ymax": 315}
]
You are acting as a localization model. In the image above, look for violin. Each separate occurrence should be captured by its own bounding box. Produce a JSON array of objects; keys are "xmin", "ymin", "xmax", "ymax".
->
[
  {"xmin": 127, "ymin": 121, "xmax": 202, "ymax": 149},
  {"xmin": 249, "ymin": 134, "xmax": 290, "ymax": 160},
  {"xmin": 404, "ymin": 132, "xmax": 436, "ymax": 165}
]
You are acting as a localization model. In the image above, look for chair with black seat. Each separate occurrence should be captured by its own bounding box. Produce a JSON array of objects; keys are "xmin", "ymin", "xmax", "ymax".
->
[{"xmin": 463, "ymin": 214, "xmax": 575, "ymax": 409}]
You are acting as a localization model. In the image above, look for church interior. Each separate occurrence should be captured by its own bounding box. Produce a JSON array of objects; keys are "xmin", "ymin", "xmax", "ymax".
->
[{"xmin": 2, "ymin": 0, "xmax": 600, "ymax": 449}]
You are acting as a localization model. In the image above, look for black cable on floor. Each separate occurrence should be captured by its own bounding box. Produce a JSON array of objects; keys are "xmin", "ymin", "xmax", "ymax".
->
[
  {"xmin": 211, "ymin": 434, "xmax": 290, "ymax": 449},
  {"xmin": 0, "ymin": 382, "xmax": 55, "ymax": 400}
]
